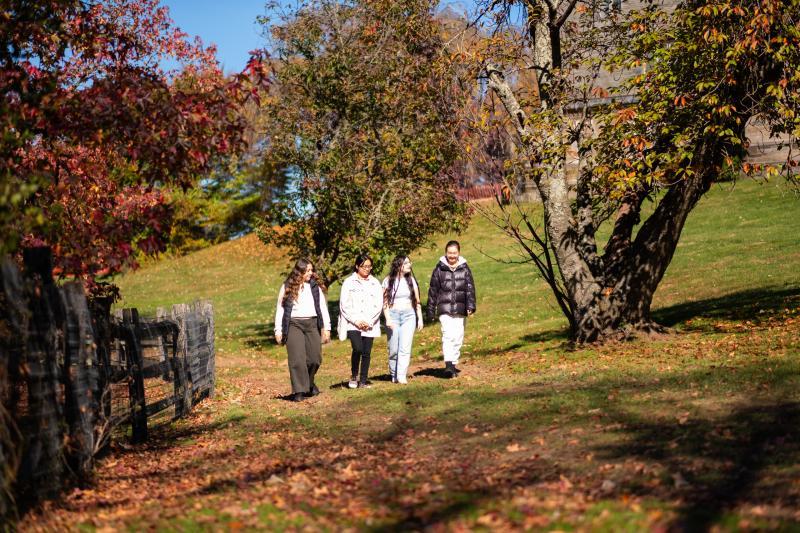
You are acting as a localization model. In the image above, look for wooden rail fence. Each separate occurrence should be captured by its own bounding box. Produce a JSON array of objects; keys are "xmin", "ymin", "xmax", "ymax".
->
[{"xmin": 0, "ymin": 247, "xmax": 215, "ymax": 520}]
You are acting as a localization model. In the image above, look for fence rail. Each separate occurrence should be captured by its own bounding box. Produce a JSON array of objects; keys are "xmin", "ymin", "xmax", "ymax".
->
[
  {"xmin": 457, "ymin": 183, "xmax": 512, "ymax": 202},
  {"xmin": 0, "ymin": 247, "xmax": 215, "ymax": 520}
]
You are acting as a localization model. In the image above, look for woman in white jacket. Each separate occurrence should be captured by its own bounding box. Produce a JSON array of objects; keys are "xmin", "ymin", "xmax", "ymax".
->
[{"xmin": 338, "ymin": 254, "xmax": 383, "ymax": 388}]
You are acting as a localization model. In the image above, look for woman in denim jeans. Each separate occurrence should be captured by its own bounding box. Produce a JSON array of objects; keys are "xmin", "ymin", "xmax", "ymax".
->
[{"xmin": 382, "ymin": 255, "xmax": 423, "ymax": 384}]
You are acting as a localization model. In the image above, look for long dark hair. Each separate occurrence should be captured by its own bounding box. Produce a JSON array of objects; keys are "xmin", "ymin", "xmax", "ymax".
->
[
  {"xmin": 282, "ymin": 258, "xmax": 326, "ymax": 304},
  {"xmin": 384, "ymin": 255, "xmax": 418, "ymax": 308}
]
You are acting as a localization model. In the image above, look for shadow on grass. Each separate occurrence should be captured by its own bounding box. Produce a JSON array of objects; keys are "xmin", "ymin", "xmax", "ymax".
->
[
  {"xmin": 329, "ymin": 374, "xmax": 394, "ymax": 391},
  {"xmin": 334, "ymin": 357, "xmax": 800, "ymax": 529},
  {"xmin": 464, "ymin": 333, "xmax": 572, "ymax": 362},
  {"xmin": 240, "ymin": 321, "xmax": 276, "ymax": 351},
  {"xmin": 519, "ymin": 328, "xmax": 572, "ymax": 344},
  {"xmin": 274, "ymin": 393, "xmax": 303, "ymax": 401},
  {"xmin": 380, "ymin": 462, "xmax": 558, "ymax": 532},
  {"xmin": 597, "ymin": 401, "xmax": 800, "ymax": 531},
  {"xmin": 653, "ymin": 285, "xmax": 800, "ymax": 328},
  {"xmin": 107, "ymin": 414, "xmax": 248, "ymax": 456},
  {"xmin": 386, "ymin": 498, "xmax": 481, "ymax": 532},
  {"xmin": 413, "ymin": 366, "xmax": 453, "ymax": 379}
]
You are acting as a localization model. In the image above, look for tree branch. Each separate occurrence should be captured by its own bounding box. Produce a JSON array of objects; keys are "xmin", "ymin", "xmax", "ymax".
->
[
  {"xmin": 484, "ymin": 63, "xmax": 533, "ymax": 140},
  {"xmin": 555, "ymin": 0, "xmax": 580, "ymax": 29},
  {"xmin": 601, "ymin": 187, "xmax": 649, "ymax": 281}
]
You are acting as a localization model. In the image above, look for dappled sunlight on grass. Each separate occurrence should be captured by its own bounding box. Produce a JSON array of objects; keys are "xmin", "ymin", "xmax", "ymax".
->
[{"xmin": 23, "ymin": 316, "xmax": 799, "ymax": 530}]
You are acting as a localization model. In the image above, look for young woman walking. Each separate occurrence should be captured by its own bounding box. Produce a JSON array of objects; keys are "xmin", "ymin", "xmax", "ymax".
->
[
  {"xmin": 338, "ymin": 254, "xmax": 383, "ymax": 389},
  {"xmin": 383, "ymin": 255, "xmax": 423, "ymax": 384},
  {"xmin": 274, "ymin": 258, "xmax": 331, "ymax": 401},
  {"xmin": 427, "ymin": 240, "xmax": 476, "ymax": 378}
]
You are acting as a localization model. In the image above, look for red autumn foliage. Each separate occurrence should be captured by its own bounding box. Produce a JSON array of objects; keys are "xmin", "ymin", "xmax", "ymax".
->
[{"xmin": 1, "ymin": 0, "xmax": 263, "ymax": 285}]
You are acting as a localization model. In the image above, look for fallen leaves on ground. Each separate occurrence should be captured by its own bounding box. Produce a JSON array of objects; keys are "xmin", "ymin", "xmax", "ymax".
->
[{"xmin": 18, "ymin": 315, "xmax": 800, "ymax": 531}]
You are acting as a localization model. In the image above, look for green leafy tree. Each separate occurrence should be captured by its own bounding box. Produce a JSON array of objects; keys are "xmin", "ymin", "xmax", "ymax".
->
[
  {"xmin": 165, "ymin": 157, "xmax": 286, "ymax": 254},
  {"xmin": 254, "ymin": 0, "xmax": 470, "ymax": 285},
  {"xmin": 164, "ymin": 102, "xmax": 289, "ymax": 255}
]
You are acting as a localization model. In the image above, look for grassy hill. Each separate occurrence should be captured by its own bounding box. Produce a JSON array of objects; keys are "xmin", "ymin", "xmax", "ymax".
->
[
  {"xmin": 114, "ymin": 178, "xmax": 800, "ymax": 361},
  {"xmin": 33, "ymin": 178, "xmax": 797, "ymax": 531}
]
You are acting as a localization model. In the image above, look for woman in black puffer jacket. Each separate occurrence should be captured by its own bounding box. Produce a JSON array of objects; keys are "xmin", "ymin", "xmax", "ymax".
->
[{"xmin": 427, "ymin": 240, "xmax": 476, "ymax": 377}]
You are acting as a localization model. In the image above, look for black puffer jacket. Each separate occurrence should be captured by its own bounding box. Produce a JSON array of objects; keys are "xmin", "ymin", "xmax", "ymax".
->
[{"xmin": 426, "ymin": 258, "xmax": 476, "ymax": 320}]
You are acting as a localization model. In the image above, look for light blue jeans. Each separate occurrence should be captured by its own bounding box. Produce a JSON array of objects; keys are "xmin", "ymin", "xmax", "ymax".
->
[{"xmin": 387, "ymin": 307, "xmax": 416, "ymax": 381}]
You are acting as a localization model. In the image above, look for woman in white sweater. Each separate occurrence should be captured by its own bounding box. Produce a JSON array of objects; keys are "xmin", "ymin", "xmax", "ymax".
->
[{"xmin": 338, "ymin": 254, "xmax": 383, "ymax": 388}]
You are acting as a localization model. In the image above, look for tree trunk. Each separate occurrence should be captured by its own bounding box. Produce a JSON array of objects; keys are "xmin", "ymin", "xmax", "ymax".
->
[
  {"xmin": 618, "ymin": 161, "xmax": 717, "ymax": 326},
  {"xmin": 566, "ymin": 160, "xmax": 717, "ymax": 342}
]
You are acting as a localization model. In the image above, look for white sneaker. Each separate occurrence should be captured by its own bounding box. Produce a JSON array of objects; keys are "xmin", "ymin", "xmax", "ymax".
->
[{"xmin": 348, "ymin": 378, "xmax": 358, "ymax": 389}]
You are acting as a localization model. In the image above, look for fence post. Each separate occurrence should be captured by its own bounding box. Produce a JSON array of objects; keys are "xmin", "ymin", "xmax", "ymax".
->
[
  {"xmin": 88, "ymin": 295, "xmax": 114, "ymax": 442},
  {"xmin": 186, "ymin": 303, "xmax": 202, "ymax": 405},
  {"xmin": 121, "ymin": 309, "xmax": 147, "ymax": 443},
  {"xmin": 20, "ymin": 247, "xmax": 65, "ymax": 502},
  {"xmin": 198, "ymin": 300, "xmax": 215, "ymax": 398},
  {"xmin": 171, "ymin": 304, "xmax": 192, "ymax": 417},
  {"xmin": 0, "ymin": 258, "xmax": 27, "ymax": 520},
  {"xmin": 61, "ymin": 283, "xmax": 98, "ymax": 479},
  {"xmin": 155, "ymin": 307, "xmax": 173, "ymax": 382}
]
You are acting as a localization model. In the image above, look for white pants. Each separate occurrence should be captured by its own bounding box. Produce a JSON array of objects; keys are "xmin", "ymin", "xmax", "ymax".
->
[{"xmin": 439, "ymin": 314, "xmax": 465, "ymax": 364}]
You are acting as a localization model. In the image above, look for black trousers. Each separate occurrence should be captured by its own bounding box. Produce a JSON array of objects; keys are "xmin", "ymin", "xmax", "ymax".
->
[
  {"xmin": 347, "ymin": 330, "xmax": 374, "ymax": 383},
  {"xmin": 286, "ymin": 318, "xmax": 321, "ymax": 394}
]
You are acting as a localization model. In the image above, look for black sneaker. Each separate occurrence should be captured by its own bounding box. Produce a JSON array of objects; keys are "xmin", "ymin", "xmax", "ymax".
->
[
  {"xmin": 444, "ymin": 362, "xmax": 457, "ymax": 378},
  {"xmin": 307, "ymin": 384, "xmax": 320, "ymax": 397},
  {"xmin": 289, "ymin": 392, "xmax": 305, "ymax": 402},
  {"xmin": 452, "ymin": 364, "xmax": 462, "ymax": 375}
]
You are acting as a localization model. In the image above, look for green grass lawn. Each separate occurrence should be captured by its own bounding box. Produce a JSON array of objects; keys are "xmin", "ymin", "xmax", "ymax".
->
[
  {"xmin": 25, "ymin": 179, "xmax": 800, "ymax": 531},
  {"xmin": 113, "ymin": 178, "xmax": 800, "ymax": 360}
]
